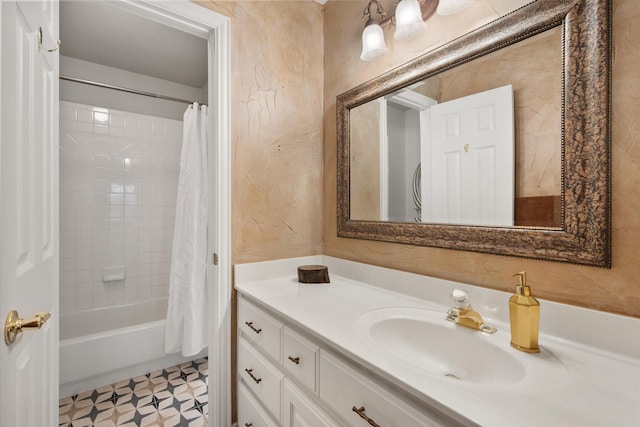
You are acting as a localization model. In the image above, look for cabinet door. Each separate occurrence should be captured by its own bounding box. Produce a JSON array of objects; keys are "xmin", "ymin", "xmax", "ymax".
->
[
  {"xmin": 283, "ymin": 378, "xmax": 339, "ymax": 427},
  {"xmin": 238, "ymin": 382, "xmax": 279, "ymax": 427}
]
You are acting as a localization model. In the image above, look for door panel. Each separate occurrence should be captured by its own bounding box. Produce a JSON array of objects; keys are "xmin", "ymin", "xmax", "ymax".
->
[
  {"xmin": 1, "ymin": 2, "xmax": 59, "ymax": 426},
  {"xmin": 428, "ymin": 85, "xmax": 514, "ymax": 226},
  {"xmin": 16, "ymin": 8, "xmax": 34, "ymax": 271}
]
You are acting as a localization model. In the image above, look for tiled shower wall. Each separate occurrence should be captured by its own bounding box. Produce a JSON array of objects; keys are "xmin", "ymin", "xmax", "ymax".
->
[{"xmin": 59, "ymin": 101, "xmax": 182, "ymax": 314}]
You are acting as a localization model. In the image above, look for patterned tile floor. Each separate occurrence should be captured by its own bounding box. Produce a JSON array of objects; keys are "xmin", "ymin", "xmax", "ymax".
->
[{"xmin": 59, "ymin": 357, "xmax": 208, "ymax": 427}]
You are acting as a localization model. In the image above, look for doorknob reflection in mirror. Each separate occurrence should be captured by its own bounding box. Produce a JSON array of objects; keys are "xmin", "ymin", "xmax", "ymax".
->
[{"xmin": 5, "ymin": 310, "xmax": 51, "ymax": 345}]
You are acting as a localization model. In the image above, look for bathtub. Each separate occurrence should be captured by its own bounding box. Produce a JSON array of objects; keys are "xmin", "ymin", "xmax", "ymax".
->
[{"xmin": 59, "ymin": 298, "xmax": 206, "ymax": 397}]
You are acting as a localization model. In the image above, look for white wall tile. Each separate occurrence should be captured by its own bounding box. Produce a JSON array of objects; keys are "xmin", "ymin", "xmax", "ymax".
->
[
  {"xmin": 59, "ymin": 101, "xmax": 182, "ymax": 315},
  {"xmin": 60, "ymin": 106, "xmax": 77, "ymax": 121},
  {"xmin": 110, "ymin": 114, "xmax": 125, "ymax": 128},
  {"xmin": 60, "ymin": 257, "xmax": 76, "ymax": 272},
  {"xmin": 93, "ymin": 290, "xmax": 109, "ymax": 307},
  {"xmin": 77, "ymin": 284, "xmax": 93, "ymax": 297},
  {"xmin": 138, "ymin": 287, "xmax": 152, "ymax": 299},
  {"xmin": 77, "ymin": 109, "xmax": 93, "ymax": 123},
  {"xmin": 138, "ymin": 264, "xmax": 151, "ymax": 277},
  {"xmin": 77, "ymin": 122, "xmax": 93, "ymax": 133},
  {"xmin": 60, "ymin": 297, "xmax": 77, "ymax": 313},
  {"xmin": 77, "ymin": 257, "xmax": 93, "ymax": 270},
  {"xmin": 94, "ymin": 124, "xmax": 109, "ymax": 135},
  {"xmin": 60, "ymin": 191, "xmax": 77, "ymax": 206},
  {"xmin": 60, "ymin": 271, "xmax": 77, "ymax": 287},
  {"xmin": 60, "ymin": 218, "xmax": 77, "ymax": 233},
  {"xmin": 110, "ymin": 127, "xmax": 125, "ymax": 137},
  {"xmin": 124, "ymin": 289, "xmax": 139, "ymax": 303},
  {"xmin": 77, "ymin": 269, "xmax": 92, "ymax": 283},
  {"xmin": 76, "ymin": 179, "xmax": 93, "ymax": 192},
  {"xmin": 76, "ymin": 296, "xmax": 93, "ymax": 310},
  {"xmin": 60, "ymin": 284, "xmax": 77, "ymax": 299}
]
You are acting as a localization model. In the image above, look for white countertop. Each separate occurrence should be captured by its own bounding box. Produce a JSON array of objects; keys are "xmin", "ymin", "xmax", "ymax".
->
[{"xmin": 235, "ymin": 256, "xmax": 640, "ymax": 427}]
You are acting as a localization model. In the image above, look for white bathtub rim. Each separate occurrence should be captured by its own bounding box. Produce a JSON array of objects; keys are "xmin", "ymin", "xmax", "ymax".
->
[
  {"xmin": 60, "ymin": 319, "xmax": 166, "ymax": 347},
  {"xmin": 59, "ymin": 297, "xmax": 168, "ymax": 341}
]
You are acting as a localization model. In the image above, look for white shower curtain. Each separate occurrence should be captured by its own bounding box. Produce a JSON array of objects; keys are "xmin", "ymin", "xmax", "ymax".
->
[{"xmin": 165, "ymin": 103, "xmax": 209, "ymax": 356}]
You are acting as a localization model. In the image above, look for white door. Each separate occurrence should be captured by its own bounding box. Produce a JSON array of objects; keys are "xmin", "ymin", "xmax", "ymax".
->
[
  {"xmin": 0, "ymin": 1, "xmax": 59, "ymax": 426},
  {"xmin": 427, "ymin": 85, "xmax": 514, "ymax": 226}
]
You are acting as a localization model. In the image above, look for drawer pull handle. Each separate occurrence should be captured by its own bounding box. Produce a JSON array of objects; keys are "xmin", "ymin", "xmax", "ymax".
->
[
  {"xmin": 245, "ymin": 424, "xmax": 253, "ymax": 427},
  {"xmin": 244, "ymin": 368, "xmax": 262, "ymax": 384},
  {"xmin": 288, "ymin": 355, "xmax": 300, "ymax": 365},
  {"xmin": 245, "ymin": 321, "xmax": 262, "ymax": 334},
  {"xmin": 352, "ymin": 406, "xmax": 381, "ymax": 427}
]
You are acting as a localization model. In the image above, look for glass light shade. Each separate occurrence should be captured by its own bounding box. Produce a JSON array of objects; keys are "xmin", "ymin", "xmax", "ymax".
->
[
  {"xmin": 360, "ymin": 23, "xmax": 388, "ymax": 61},
  {"xmin": 394, "ymin": 0, "xmax": 426, "ymax": 40},
  {"xmin": 437, "ymin": 0, "xmax": 473, "ymax": 16}
]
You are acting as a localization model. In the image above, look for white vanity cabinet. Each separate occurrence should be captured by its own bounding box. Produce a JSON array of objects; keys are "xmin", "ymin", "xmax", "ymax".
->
[
  {"xmin": 236, "ymin": 295, "xmax": 460, "ymax": 427},
  {"xmin": 235, "ymin": 256, "xmax": 640, "ymax": 427}
]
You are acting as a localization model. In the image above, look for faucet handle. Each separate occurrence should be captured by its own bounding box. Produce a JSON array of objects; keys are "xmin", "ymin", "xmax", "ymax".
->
[{"xmin": 450, "ymin": 289, "xmax": 470, "ymax": 309}]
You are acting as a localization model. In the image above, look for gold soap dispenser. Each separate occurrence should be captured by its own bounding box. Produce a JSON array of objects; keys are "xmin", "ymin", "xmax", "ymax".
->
[{"xmin": 509, "ymin": 271, "xmax": 540, "ymax": 353}]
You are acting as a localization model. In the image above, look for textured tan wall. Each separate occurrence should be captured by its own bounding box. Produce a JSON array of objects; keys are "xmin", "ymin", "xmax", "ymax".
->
[
  {"xmin": 323, "ymin": 0, "xmax": 640, "ymax": 318},
  {"xmin": 195, "ymin": 2, "xmax": 324, "ymax": 422},
  {"xmin": 198, "ymin": 0, "xmax": 325, "ymax": 264}
]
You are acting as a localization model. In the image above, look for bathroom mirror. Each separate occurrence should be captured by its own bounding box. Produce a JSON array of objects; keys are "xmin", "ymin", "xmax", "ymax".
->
[
  {"xmin": 350, "ymin": 28, "xmax": 561, "ymax": 227},
  {"xmin": 337, "ymin": 0, "xmax": 611, "ymax": 267}
]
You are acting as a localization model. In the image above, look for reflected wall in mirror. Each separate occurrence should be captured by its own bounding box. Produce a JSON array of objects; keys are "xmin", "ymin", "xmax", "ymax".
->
[
  {"xmin": 337, "ymin": 0, "xmax": 611, "ymax": 267},
  {"xmin": 350, "ymin": 27, "xmax": 562, "ymax": 227}
]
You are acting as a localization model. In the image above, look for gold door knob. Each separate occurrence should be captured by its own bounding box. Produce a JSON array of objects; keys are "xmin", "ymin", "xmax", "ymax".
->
[{"xmin": 5, "ymin": 310, "xmax": 51, "ymax": 345}]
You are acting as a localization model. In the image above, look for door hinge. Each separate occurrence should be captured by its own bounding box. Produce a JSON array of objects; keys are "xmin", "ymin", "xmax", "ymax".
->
[{"xmin": 213, "ymin": 253, "xmax": 219, "ymax": 266}]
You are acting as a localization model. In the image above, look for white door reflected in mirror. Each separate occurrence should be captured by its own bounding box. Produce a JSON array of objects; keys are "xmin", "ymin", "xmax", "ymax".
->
[
  {"xmin": 376, "ymin": 85, "xmax": 514, "ymax": 226},
  {"xmin": 426, "ymin": 85, "xmax": 514, "ymax": 226}
]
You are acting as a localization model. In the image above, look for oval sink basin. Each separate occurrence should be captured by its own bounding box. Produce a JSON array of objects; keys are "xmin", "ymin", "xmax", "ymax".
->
[{"xmin": 357, "ymin": 307, "xmax": 566, "ymax": 389}]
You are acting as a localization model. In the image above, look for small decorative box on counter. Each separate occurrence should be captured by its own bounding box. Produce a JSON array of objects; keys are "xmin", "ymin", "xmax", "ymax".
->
[{"xmin": 297, "ymin": 265, "xmax": 330, "ymax": 284}]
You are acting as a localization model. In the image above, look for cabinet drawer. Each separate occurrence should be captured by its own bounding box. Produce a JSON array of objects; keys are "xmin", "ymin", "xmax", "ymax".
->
[
  {"xmin": 319, "ymin": 350, "xmax": 448, "ymax": 427},
  {"xmin": 238, "ymin": 337, "xmax": 284, "ymax": 422},
  {"xmin": 238, "ymin": 382, "xmax": 279, "ymax": 427},
  {"xmin": 283, "ymin": 378, "xmax": 340, "ymax": 427},
  {"xmin": 283, "ymin": 327, "xmax": 319, "ymax": 393},
  {"xmin": 238, "ymin": 296, "xmax": 283, "ymax": 363}
]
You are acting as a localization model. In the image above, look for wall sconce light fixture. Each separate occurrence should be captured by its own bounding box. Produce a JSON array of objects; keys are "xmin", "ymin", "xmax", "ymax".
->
[
  {"xmin": 360, "ymin": 0, "xmax": 472, "ymax": 62},
  {"xmin": 360, "ymin": 0, "xmax": 389, "ymax": 61},
  {"xmin": 394, "ymin": 0, "xmax": 427, "ymax": 41}
]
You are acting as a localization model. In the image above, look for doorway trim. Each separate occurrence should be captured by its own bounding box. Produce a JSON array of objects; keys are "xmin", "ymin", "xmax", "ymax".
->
[{"xmin": 114, "ymin": 2, "xmax": 231, "ymax": 426}]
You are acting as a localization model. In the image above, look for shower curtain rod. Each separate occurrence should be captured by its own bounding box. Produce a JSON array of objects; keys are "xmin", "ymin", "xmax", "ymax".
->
[{"xmin": 60, "ymin": 75, "xmax": 206, "ymax": 106}]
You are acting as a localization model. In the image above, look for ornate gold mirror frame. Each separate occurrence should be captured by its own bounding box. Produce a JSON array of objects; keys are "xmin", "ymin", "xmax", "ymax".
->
[{"xmin": 337, "ymin": 0, "xmax": 611, "ymax": 267}]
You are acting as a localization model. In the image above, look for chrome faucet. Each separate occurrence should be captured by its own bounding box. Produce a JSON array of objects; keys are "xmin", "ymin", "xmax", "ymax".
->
[{"xmin": 445, "ymin": 289, "xmax": 497, "ymax": 334}]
